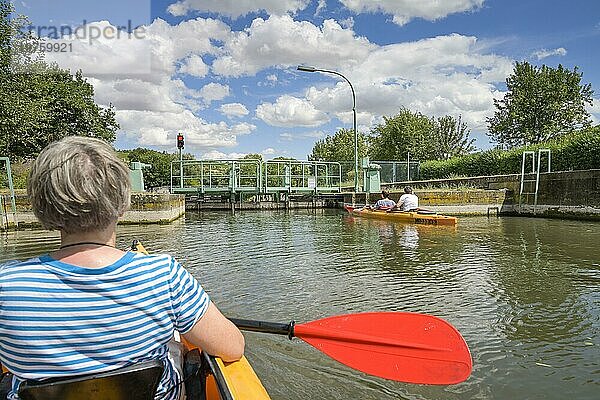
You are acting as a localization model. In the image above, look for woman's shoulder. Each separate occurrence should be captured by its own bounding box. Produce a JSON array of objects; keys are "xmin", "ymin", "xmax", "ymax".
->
[
  {"xmin": 0, "ymin": 257, "xmax": 48, "ymax": 284},
  {"xmin": 129, "ymin": 252, "xmax": 186, "ymax": 271},
  {"xmin": 1, "ymin": 257, "xmax": 43, "ymax": 271},
  {"xmin": 130, "ymin": 251, "xmax": 175, "ymax": 264}
]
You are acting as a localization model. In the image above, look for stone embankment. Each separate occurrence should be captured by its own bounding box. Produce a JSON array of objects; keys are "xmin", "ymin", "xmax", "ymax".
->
[
  {"xmin": 378, "ymin": 169, "xmax": 600, "ymax": 220},
  {"xmin": 0, "ymin": 192, "xmax": 185, "ymax": 231}
]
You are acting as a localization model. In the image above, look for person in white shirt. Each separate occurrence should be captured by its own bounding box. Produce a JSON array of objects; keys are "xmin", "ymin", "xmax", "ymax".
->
[{"xmin": 394, "ymin": 186, "xmax": 419, "ymax": 211}]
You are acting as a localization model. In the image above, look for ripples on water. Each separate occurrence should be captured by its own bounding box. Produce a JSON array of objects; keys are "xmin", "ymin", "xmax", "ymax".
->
[{"xmin": 1, "ymin": 212, "xmax": 599, "ymax": 399}]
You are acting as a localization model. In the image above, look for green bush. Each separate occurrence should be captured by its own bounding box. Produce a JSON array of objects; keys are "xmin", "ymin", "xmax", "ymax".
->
[
  {"xmin": 420, "ymin": 126, "xmax": 600, "ymax": 179},
  {"xmin": 0, "ymin": 162, "xmax": 30, "ymax": 190}
]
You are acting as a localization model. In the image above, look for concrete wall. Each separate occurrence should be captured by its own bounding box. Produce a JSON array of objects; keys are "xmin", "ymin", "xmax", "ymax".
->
[
  {"xmin": 343, "ymin": 189, "xmax": 507, "ymax": 216},
  {"xmin": 380, "ymin": 169, "xmax": 600, "ymax": 220},
  {"xmin": 0, "ymin": 192, "xmax": 185, "ymax": 231}
]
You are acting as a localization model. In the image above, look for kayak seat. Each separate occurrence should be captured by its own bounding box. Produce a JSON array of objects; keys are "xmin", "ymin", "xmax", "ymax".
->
[
  {"xmin": 183, "ymin": 349, "xmax": 204, "ymax": 400},
  {"xmin": 1, "ymin": 372, "xmax": 12, "ymax": 400},
  {"xmin": 183, "ymin": 349, "xmax": 235, "ymax": 400},
  {"xmin": 17, "ymin": 360, "xmax": 164, "ymax": 400}
]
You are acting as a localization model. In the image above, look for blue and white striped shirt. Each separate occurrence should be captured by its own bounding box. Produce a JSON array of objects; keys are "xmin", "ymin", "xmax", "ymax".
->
[{"xmin": 0, "ymin": 251, "xmax": 210, "ymax": 400}]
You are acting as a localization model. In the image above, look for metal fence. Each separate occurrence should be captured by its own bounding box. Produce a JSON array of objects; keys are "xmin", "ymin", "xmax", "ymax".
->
[
  {"xmin": 0, "ymin": 157, "xmax": 16, "ymax": 229},
  {"xmin": 171, "ymin": 159, "xmax": 262, "ymax": 193},
  {"xmin": 338, "ymin": 160, "xmax": 421, "ymax": 188},
  {"xmin": 171, "ymin": 160, "xmax": 342, "ymax": 194},
  {"xmin": 264, "ymin": 160, "xmax": 341, "ymax": 192}
]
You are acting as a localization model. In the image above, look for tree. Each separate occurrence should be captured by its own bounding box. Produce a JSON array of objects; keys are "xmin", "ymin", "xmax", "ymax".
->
[
  {"xmin": 272, "ymin": 156, "xmax": 296, "ymax": 161},
  {"xmin": 0, "ymin": 0, "xmax": 119, "ymax": 161},
  {"xmin": 368, "ymin": 109, "xmax": 438, "ymax": 161},
  {"xmin": 118, "ymin": 148, "xmax": 195, "ymax": 189},
  {"xmin": 242, "ymin": 153, "xmax": 263, "ymax": 161},
  {"xmin": 435, "ymin": 115, "xmax": 476, "ymax": 160},
  {"xmin": 308, "ymin": 128, "xmax": 368, "ymax": 162},
  {"xmin": 487, "ymin": 61, "xmax": 594, "ymax": 148}
]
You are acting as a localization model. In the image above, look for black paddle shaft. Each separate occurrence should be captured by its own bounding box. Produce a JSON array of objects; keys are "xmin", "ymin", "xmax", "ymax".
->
[{"xmin": 229, "ymin": 318, "xmax": 295, "ymax": 339}]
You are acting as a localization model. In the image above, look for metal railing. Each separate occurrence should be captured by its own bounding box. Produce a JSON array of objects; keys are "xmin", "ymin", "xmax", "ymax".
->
[
  {"xmin": 264, "ymin": 160, "xmax": 342, "ymax": 193},
  {"xmin": 339, "ymin": 160, "xmax": 421, "ymax": 187},
  {"xmin": 170, "ymin": 159, "xmax": 342, "ymax": 194},
  {"xmin": 519, "ymin": 149, "xmax": 551, "ymax": 213},
  {"xmin": 171, "ymin": 159, "xmax": 262, "ymax": 194},
  {"xmin": 0, "ymin": 157, "xmax": 17, "ymax": 229}
]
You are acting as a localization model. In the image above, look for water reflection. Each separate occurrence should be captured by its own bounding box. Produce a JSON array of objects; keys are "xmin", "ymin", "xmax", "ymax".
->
[{"xmin": 491, "ymin": 219, "xmax": 595, "ymax": 343}]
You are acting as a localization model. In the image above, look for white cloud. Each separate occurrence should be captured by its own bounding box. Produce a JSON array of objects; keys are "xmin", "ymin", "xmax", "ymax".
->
[
  {"xmin": 117, "ymin": 110, "xmax": 255, "ymax": 149},
  {"xmin": 280, "ymin": 130, "xmax": 327, "ymax": 141},
  {"xmin": 295, "ymin": 33, "xmax": 512, "ymax": 130},
  {"xmin": 88, "ymin": 77, "xmax": 182, "ymax": 113},
  {"xmin": 47, "ymin": 18, "xmax": 230, "ymax": 79},
  {"xmin": 339, "ymin": 0, "xmax": 485, "ymax": 26},
  {"xmin": 149, "ymin": 17, "xmax": 231, "ymax": 63},
  {"xmin": 202, "ymin": 150, "xmax": 249, "ymax": 160},
  {"xmin": 178, "ymin": 55, "xmax": 209, "ymax": 77},
  {"xmin": 532, "ymin": 47, "xmax": 567, "ymax": 60},
  {"xmin": 198, "ymin": 82, "xmax": 230, "ymax": 104},
  {"xmin": 258, "ymin": 73, "xmax": 279, "ymax": 87},
  {"xmin": 339, "ymin": 17, "xmax": 355, "ymax": 29},
  {"xmin": 167, "ymin": 0, "xmax": 311, "ymax": 18},
  {"xmin": 588, "ymin": 98, "xmax": 600, "ymax": 124},
  {"xmin": 42, "ymin": 18, "xmax": 249, "ymax": 152},
  {"xmin": 256, "ymin": 95, "xmax": 330, "ymax": 127},
  {"xmin": 44, "ymin": 12, "xmax": 515, "ymax": 154},
  {"xmin": 45, "ymin": 21, "xmax": 153, "ymax": 77},
  {"xmin": 201, "ymin": 147, "xmax": 279, "ymax": 160},
  {"xmin": 212, "ymin": 15, "xmax": 375, "ymax": 77},
  {"xmin": 315, "ymin": 0, "xmax": 327, "ymax": 15},
  {"xmin": 219, "ymin": 103, "xmax": 250, "ymax": 118},
  {"xmin": 206, "ymin": 15, "xmax": 511, "ymax": 131}
]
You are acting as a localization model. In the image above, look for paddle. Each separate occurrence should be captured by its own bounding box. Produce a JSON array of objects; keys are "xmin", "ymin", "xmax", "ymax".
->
[
  {"xmin": 230, "ymin": 312, "xmax": 472, "ymax": 385},
  {"xmin": 129, "ymin": 241, "xmax": 472, "ymax": 384}
]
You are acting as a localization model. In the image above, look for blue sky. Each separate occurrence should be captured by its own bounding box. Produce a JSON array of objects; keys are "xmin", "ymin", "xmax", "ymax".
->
[{"xmin": 15, "ymin": 0, "xmax": 600, "ymax": 160}]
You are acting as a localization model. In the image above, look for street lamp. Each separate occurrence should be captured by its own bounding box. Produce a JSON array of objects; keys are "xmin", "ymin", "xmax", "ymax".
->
[{"xmin": 297, "ymin": 65, "xmax": 359, "ymax": 193}]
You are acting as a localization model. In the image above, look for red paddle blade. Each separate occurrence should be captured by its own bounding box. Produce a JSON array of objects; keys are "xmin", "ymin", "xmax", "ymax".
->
[{"xmin": 294, "ymin": 312, "xmax": 472, "ymax": 385}]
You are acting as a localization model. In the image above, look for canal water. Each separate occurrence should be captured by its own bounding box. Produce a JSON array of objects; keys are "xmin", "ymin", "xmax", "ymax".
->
[{"xmin": 1, "ymin": 211, "xmax": 598, "ymax": 399}]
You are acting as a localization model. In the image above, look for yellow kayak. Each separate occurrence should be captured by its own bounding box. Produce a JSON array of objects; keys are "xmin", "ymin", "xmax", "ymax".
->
[
  {"xmin": 181, "ymin": 341, "xmax": 271, "ymax": 400},
  {"xmin": 344, "ymin": 205, "xmax": 457, "ymax": 226}
]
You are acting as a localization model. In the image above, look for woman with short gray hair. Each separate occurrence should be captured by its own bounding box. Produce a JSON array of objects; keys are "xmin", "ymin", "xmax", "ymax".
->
[
  {"xmin": 1, "ymin": 136, "xmax": 244, "ymax": 400},
  {"xmin": 27, "ymin": 136, "xmax": 131, "ymax": 233}
]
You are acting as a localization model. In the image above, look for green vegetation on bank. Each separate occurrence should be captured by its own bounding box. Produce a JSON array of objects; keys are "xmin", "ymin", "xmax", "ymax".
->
[
  {"xmin": 487, "ymin": 62, "xmax": 594, "ymax": 148},
  {"xmin": 420, "ymin": 126, "xmax": 600, "ymax": 180},
  {"xmin": 0, "ymin": 1, "xmax": 118, "ymax": 162},
  {"xmin": 308, "ymin": 61, "xmax": 596, "ymax": 181},
  {"xmin": 309, "ymin": 111, "xmax": 475, "ymax": 164},
  {"xmin": 117, "ymin": 148, "xmax": 195, "ymax": 190}
]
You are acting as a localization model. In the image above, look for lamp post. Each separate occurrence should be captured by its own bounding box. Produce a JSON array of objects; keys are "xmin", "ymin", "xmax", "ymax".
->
[{"xmin": 297, "ymin": 65, "xmax": 359, "ymax": 193}]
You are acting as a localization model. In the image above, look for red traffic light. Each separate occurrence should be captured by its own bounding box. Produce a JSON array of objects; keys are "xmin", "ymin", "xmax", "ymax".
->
[{"xmin": 177, "ymin": 134, "xmax": 184, "ymax": 149}]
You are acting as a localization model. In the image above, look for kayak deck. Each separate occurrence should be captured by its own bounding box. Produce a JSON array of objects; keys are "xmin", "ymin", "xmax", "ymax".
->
[
  {"xmin": 204, "ymin": 354, "xmax": 270, "ymax": 400},
  {"xmin": 344, "ymin": 205, "xmax": 457, "ymax": 226}
]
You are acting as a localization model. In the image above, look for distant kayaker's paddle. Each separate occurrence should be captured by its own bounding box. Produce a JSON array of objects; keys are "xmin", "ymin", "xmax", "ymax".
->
[{"xmin": 230, "ymin": 312, "xmax": 472, "ymax": 385}]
